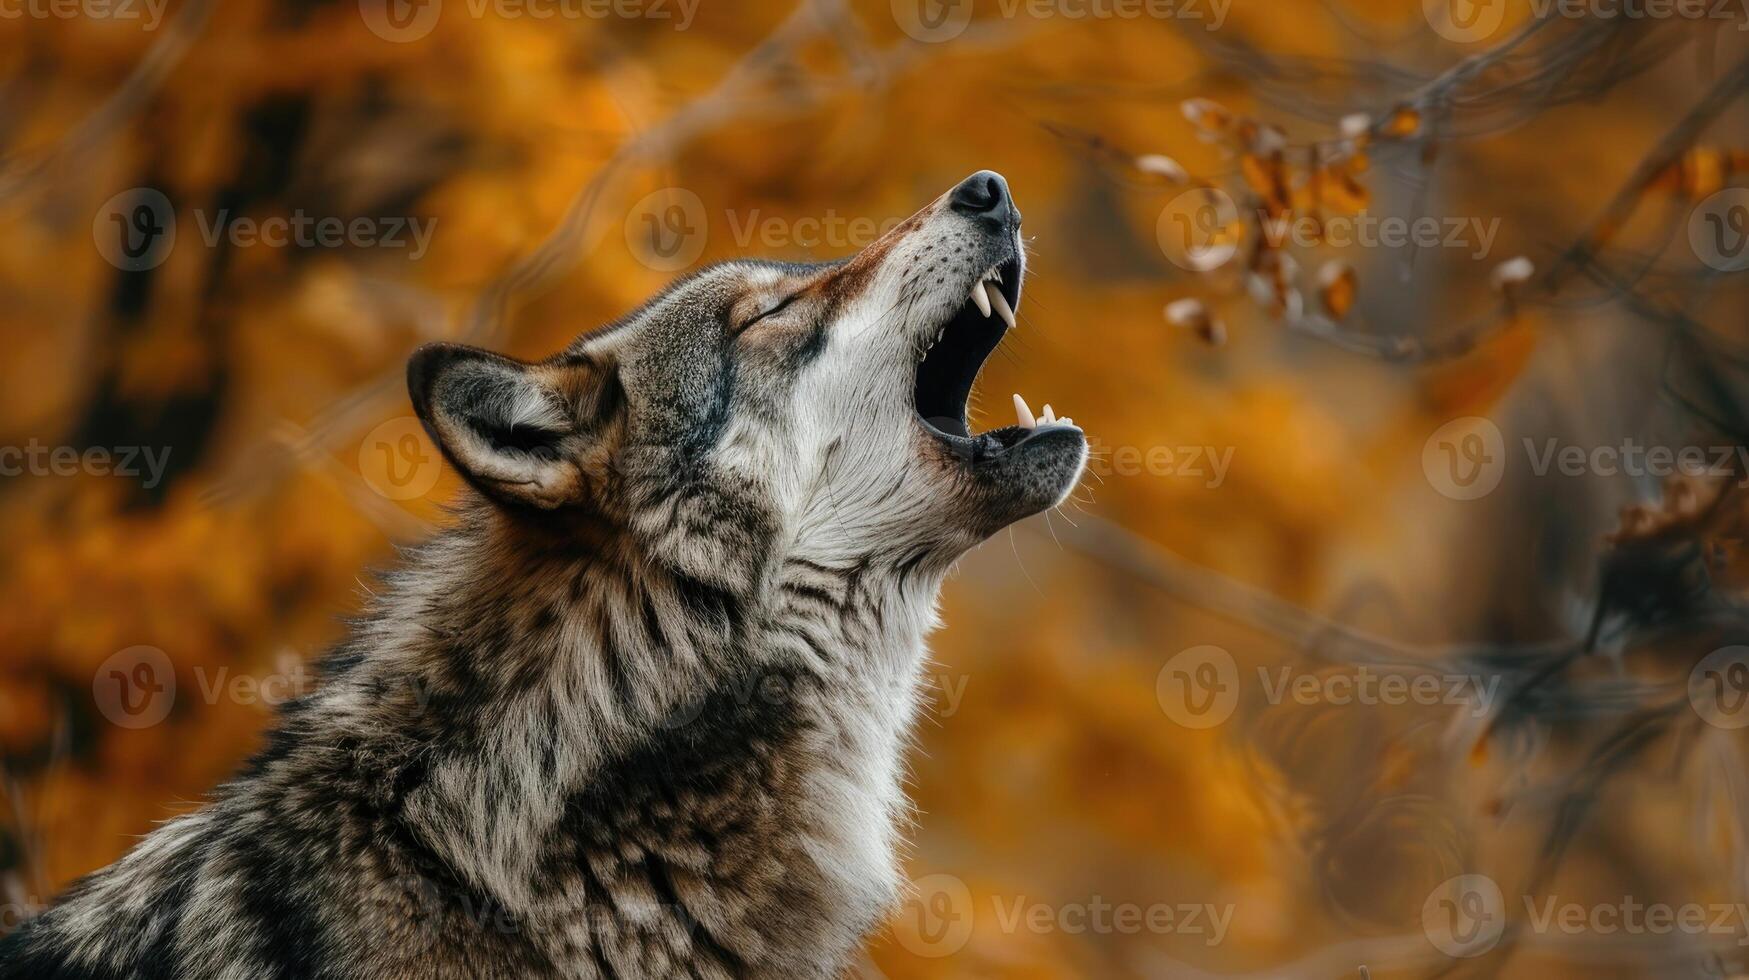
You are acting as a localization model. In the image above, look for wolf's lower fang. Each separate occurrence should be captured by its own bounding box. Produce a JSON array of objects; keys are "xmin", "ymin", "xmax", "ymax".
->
[{"xmin": 1013, "ymin": 393, "xmax": 1035, "ymax": 430}]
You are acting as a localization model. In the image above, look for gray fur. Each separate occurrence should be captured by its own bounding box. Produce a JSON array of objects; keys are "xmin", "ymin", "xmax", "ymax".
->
[{"xmin": 1, "ymin": 175, "xmax": 1086, "ymax": 979}]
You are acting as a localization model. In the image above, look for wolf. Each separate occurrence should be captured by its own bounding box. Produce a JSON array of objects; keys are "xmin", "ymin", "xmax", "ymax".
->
[{"xmin": 0, "ymin": 171, "xmax": 1085, "ymax": 978}]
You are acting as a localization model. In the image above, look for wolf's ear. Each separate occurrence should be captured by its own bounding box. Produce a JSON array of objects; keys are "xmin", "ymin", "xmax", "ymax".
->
[{"xmin": 408, "ymin": 342, "xmax": 607, "ymax": 510}]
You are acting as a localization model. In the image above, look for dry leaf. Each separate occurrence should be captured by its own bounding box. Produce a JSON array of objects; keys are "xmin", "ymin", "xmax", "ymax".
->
[
  {"xmin": 1164, "ymin": 297, "xmax": 1227, "ymax": 345},
  {"xmin": 1379, "ymin": 104, "xmax": 1422, "ymax": 139},
  {"xmin": 1135, "ymin": 153, "xmax": 1188, "ymax": 184},
  {"xmin": 1181, "ymin": 97, "xmax": 1233, "ymax": 138},
  {"xmin": 1317, "ymin": 260, "xmax": 1356, "ymax": 320}
]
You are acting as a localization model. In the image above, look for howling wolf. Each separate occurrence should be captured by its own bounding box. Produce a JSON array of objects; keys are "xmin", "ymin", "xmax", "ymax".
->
[{"xmin": 1, "ymin": 171, "xmax": 1086, "ymax": 978}]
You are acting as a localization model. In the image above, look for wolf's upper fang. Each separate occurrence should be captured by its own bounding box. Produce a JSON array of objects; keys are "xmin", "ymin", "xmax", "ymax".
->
[
  {"xmin": 987, "ymin": 284, "xmax": 1016, "ymax": 330},
  {"xmin": 969, "ymin": 279, "xmax": 991, "ymax": 318},
  {"xmin": 971, "ymin": 263, "xmax": 1014, "ymax": 327},
  {"xmin": 931, "ymin": 265, "xmax": 1014, "ymax": 351}
]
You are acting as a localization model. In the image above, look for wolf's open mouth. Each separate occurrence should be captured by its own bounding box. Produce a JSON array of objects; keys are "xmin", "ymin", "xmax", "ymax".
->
[{"xmin": 914, "ymin": 255, "xmax": 1074, "ymax": 458}]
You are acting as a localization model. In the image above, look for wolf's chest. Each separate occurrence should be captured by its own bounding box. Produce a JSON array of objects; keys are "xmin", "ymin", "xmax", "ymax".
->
[{"xmin": 521, "ymin": 661, "xmax": 915, "ymax": 976}]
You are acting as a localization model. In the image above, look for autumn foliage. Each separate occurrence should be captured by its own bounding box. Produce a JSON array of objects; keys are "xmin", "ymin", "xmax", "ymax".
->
[{"xmin": 3, "ymin": 2, "xmax": 1749, "ymax": 977}]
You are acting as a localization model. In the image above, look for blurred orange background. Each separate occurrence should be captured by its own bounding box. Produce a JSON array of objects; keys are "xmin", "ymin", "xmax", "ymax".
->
[{"xmin": 4, "ymin": 1, "xmax": 1749, "ymax": 976}]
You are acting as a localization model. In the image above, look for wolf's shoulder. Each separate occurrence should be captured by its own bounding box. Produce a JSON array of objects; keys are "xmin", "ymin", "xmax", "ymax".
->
[{"xmin": 0, "ymin": 909, "xmax": 132, "ymax": 980}]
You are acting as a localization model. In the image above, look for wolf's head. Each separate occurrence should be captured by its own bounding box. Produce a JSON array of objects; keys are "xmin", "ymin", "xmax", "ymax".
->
[{"xmin": 409, "ymin": 171, "xmax": 1085, "ymax": 594}]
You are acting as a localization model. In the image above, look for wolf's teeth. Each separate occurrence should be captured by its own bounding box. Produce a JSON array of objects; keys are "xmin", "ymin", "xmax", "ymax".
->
[
  {"xmin": 1041, "ymin": 404, "xmax": 1056, "ymax": 424},
  {"xmin": 1058, "ymin": 416, "xmax": 1073, "ymax": 427},
  {"xmin": 987, "ymin": 284, "xmax": 1016, "ymax": 330},
  {"xmin": 970, "ymin": 279, "xmax": 991, "ymax": 317},
  {"xmin": 1012, "ymin": 393, "xmax": 1035, "ymax": 430},
  {"xmin": 937, "ymin": 328, "xmax": 946, "ymax": 342}
]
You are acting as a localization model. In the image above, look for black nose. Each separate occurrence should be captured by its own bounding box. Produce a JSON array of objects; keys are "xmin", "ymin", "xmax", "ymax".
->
[{"xmin": 949, "ymin": 170, "xmax": 1020, "ymax": 228}]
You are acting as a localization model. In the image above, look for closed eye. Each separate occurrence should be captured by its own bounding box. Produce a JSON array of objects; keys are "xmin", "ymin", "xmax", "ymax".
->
[{"xmin": 739, "ymin": 293, "xmax": 799, "ymax": 332}]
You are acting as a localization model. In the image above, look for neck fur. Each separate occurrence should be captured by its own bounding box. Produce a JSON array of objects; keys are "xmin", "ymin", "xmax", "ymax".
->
[{"xmin": 271, "ymin": 501, "xmax": 946, "ymax": 913}]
